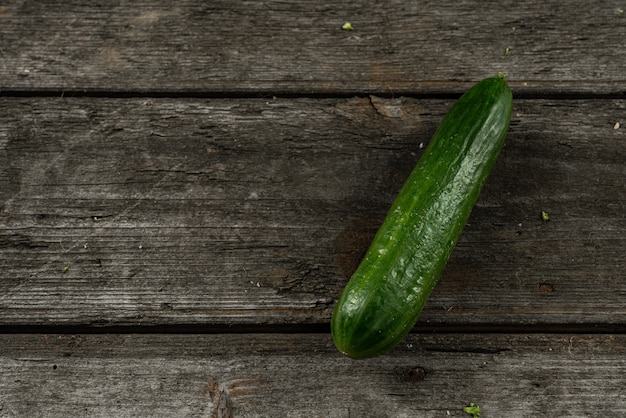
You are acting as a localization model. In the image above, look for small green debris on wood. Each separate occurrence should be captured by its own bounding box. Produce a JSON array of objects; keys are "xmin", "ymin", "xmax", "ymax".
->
[
  {"xmin": 62, "ymin": 264, "xmax": 70, "ymax": 273},
  {"xmin": 93, "ymin": 216, "xmax": 102, "ymax": 222},
  {"xmin": 541, "ymin": 210, "xmax": 550, "ymax": 222},
  {"xmin": 463, "ymin": 402, "xmax": 482, "ymax": 417},
  {"xmin": 342, "ymin": 22, "xmax": 353, "ymax": 31},
  {"xmin": 504, "ymin": 47, "xmax": 511, "ymax": 56}
]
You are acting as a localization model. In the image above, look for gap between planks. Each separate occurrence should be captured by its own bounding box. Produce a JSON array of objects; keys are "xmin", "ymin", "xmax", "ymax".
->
[
  {"xmin": 2, "ymin": 323, "xmax": 626, "ymax": 335},
  {"xmin": 1, "ymin": 88, "xmax": 626, "ymax": 100}
]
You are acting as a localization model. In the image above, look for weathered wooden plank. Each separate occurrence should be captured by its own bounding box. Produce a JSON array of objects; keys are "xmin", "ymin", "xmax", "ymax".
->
[
  {"xmin": 1, "ymin": 0, "xmax": 625, "ymax": 95},
  {"xmin": 1, "ymin": 333, "xmax": 625, "ymax": 417},
  {"xmin": 0, "ymin": 97, "xmax": 624, "ymax": 327}
]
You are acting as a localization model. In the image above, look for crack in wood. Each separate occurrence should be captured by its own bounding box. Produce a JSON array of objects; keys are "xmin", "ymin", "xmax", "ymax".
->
[{"xmin": 203, "ymin": 379, "xmax": 234, "ymax": 418}]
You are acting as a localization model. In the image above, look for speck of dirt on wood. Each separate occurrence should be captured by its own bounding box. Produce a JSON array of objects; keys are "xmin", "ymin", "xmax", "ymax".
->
[
  {"xmin": 538, "ymin": 283, "xmax": 555, "ymax": 293},
  {"xmin": 406, "ymin": 367, "xmax": 427, "ymax": 381}
]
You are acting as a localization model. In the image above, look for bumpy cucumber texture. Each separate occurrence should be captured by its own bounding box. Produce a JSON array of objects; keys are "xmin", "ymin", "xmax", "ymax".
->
[{"xmin": 331, "ymin": 75, "xmax": 513, "ymax": 359}]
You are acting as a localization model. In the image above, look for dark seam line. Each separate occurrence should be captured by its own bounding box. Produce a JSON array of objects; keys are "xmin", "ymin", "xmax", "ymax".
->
[
  {"xmin": 0, "ymin": 89, "xmax": 625, "ymax": 100},
  {"xmin": 1, "ymin": 323, "xmax": 625, "ymax": 335}
]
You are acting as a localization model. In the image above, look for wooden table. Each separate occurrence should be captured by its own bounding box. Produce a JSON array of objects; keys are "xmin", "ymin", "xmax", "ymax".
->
[{"xmin": 1, "ymin": 1, "xmax": 625, "ymax": 416}]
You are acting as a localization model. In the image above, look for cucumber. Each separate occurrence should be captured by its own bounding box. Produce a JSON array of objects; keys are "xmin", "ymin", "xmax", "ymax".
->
[{"xmin": 331, "ymin": 75, "xmax": 513, "ymax": 359}]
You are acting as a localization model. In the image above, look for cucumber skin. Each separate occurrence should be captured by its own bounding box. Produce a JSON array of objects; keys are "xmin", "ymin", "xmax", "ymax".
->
[{"xmin": 331, "ymin": 76, "xmax": 513, "ymax": 359}]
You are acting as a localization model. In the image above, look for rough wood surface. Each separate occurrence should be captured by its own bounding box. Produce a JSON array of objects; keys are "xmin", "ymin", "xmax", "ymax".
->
[
  {"xmin": 1, "ymin": 333, "xmax": 625, "ymax": 417},
  {"xmin": 1, "ymin": 0, "xmax": 625, "ymax": 95},
  {"xmin": 2, "ymin": 1, "xmax": 625, "ymax": 416},
  {"xmin": 1, "ymin": 97, "xmax": 624, "ymax": 328}
]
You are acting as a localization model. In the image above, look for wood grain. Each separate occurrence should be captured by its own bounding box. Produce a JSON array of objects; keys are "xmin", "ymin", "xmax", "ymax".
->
[
  {"xmin": 1, "ymin": 0, "xmax": 625, "ymax": 95},
  {"xmin": 1, "ymin": 97, "xmax": 624, "ymax": 328},
  {"xmin": 1, "ymin": 333, "xmax": 625, "ymax": 417},
  {"xmin": 2, "ymin": 2, "xmax": 625, "ymax": 416}
]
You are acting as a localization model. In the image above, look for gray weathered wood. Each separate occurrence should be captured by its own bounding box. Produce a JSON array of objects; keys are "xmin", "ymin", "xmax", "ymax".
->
[
  {"xmin": 3, "ymin": 1, "xmax": 625, "ymax": 416},
  {"xmin": 1, "ymin": 333, "xmax": 625, "ymax": 417},
  {"xmin": 1, "ymin": 0, "xmax": 625, "ymax": 95},
  {"xmin": 1, "ymin": 97, "xmax": 624, "ymax": 327}
]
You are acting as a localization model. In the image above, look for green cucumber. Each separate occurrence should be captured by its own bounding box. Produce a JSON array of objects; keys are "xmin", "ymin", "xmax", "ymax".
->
[{"xmin": 331, "ymin": 75, "xmax": 513, "ymax": 359}]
